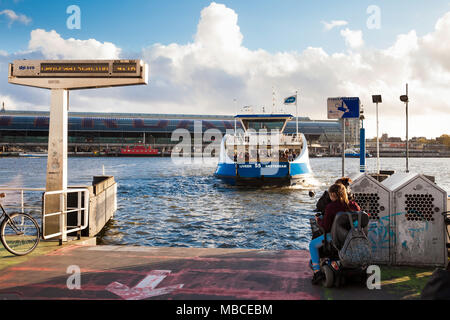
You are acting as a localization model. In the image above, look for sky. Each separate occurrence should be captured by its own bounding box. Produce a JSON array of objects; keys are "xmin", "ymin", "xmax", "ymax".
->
[{"xmin": 0, "ymin": 0, "xmax": 449, "ymax": 139}]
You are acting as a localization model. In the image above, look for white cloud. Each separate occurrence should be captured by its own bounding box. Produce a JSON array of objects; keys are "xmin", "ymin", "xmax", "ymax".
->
[
  {"xmin": 28, "ymin": 29, "xmax": 121, "ymax": 59},
  {"xmin": 0, "ymin": 9, "xmax": 31, "ymax": 26},
  {"xmin": 321, "ymin": 20, "xmax": 348, "ymax": 31},
  {"xmin": 0, "ymin": 50, "xmax": 7, "ymax": 56},
  {"xmin": 340, "ymin": 28, "xmax": 364, "ymax": 49},
  {"xmin": 2, "ymin": 2, "xmax": 450, "ymax": 139},
  {"xmin": 0, "ymin": 94, "xmax": 40, "ymax": 111}
]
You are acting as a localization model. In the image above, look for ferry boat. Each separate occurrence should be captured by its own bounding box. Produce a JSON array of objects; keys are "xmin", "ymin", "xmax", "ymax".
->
[
  {"xmin": 215, "ymin": 113, "xmax": 313, "ymax": 186},
  {"xmin": 120, "ymin": 144, "xmax": 160, "ymax": 156}
]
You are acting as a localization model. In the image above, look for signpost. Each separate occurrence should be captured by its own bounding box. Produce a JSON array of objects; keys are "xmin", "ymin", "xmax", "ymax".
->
[
  {"xmin": 8, "ymin": 59, "xmax": 148, "ymax": 241},
  {"xmin": 372, "ymin": 95, "xmax": 382, "ymax": 174},
  {"xmin": 400, "ymin": 84, "xmax": 409, "ymax": 173},
  {"xmin": 327, "ymin": 97, "xmax": 361, "ymax": 176}
]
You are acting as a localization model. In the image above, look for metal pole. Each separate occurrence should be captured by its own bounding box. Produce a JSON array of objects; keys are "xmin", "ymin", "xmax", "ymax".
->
[
  {"xmin": 376, "ymin": 102, "xmax": 380, "ymax": 174},
  {"xmin": 360, "ymin": 120, "xmax": 366, "ymax": 173},
  {"xmin": 234, "ymin": 98, "xmax": 237, "ymax": 135},
  {"xmin": 406, "ymin": 83, "xmax": 409, "ymax": 173},
  {"xmin": 342, "ymin": 119, "xmax": 346, "ymax": 177},
  {"xmin": 296, "ymin": 91, "xmax": 299, "ymax": 137}
]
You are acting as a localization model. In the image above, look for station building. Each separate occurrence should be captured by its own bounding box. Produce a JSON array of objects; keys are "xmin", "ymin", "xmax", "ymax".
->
[{"xmin": 0, "ymin": 110, "xmax": 347, "ymax": 155}]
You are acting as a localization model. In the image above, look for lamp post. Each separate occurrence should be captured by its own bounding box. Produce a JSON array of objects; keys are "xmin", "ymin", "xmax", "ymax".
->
[
  {"xmin": 359, "ymin": 106, "xmax": 366, "ymax": 173},
  {"xmin": 372, "ymin": 95, "xmax": 382, "ymax": 174},
  {"xmin": 400, "ymin": 84, "xmax": 409, "ymax": 173}
]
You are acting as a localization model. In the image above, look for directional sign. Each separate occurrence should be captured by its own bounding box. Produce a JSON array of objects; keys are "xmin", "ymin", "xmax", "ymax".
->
[
  {"xmin": 327, "ymin": 97, "xmax": 360, "ymax": 119},
  {"xmin": 105, "ymin": 270, "xmax": 184, "ymax": 300}
]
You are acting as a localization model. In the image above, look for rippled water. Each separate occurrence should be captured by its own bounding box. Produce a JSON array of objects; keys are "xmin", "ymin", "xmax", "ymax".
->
[{"xmin": 0, "ymin": 156, "xmax": 448, "ymax": 250}]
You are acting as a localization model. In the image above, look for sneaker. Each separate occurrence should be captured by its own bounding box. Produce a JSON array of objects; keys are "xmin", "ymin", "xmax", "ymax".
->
[{"xmin": 311, "ymin": 271, "xmax": 325, "ymax": 285}]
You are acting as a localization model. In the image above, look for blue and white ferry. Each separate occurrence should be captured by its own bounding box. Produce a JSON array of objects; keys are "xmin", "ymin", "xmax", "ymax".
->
[{"xmin": 215, "ymin": 113, "xmax": 313, "ymax": 186}]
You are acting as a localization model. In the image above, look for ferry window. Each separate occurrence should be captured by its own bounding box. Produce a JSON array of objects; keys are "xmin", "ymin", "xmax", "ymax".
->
[{"xmin": 243, "ymin": 120, "xmax": 285, "ymax": 131}]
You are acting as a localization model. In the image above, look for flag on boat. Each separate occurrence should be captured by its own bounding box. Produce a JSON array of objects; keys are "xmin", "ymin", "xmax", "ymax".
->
[{"xmin": 284, "ymin": 95, "xmax": 297, "ymax": 104}]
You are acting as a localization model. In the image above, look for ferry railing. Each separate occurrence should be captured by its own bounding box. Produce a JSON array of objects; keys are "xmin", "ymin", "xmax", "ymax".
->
[
  {"xmin": 42, "ymin": 188, "xmax": 89, "ymax": 242},
  {"xmin": 225, "ymin": 133, "xmax": 303, "ymax": 146}
]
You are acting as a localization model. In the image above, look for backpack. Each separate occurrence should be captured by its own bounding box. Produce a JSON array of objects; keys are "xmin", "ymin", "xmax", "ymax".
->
[{"xmin": 338, "ymin": 213, "xmax": 372, "ymax": 268}]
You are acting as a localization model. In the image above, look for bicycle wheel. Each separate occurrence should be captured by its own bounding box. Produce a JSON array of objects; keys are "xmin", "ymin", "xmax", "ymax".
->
[{"xmin": 1, "ymin": 213, "xmax": 40, "ymax": 256}]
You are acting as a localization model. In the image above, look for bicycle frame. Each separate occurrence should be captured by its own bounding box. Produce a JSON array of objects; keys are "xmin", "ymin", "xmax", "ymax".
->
[{"xmin": 0, "ymin": 203, "xmax": 5, "ymax": 221}]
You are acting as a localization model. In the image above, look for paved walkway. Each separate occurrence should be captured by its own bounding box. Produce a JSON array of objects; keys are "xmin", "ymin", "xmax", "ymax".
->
[{"xmin": 0, "ymin": 244, "xmax": 435, "ymax": 300}]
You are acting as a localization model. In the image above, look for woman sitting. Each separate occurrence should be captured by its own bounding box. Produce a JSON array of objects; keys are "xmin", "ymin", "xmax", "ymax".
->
[
  {"xmin": 315, "ymin": 177, "xmax": 354, "ymax": 216},
  {"xmin": 309, "ymin": 183, "xmax": 361, "ymax": 284}
]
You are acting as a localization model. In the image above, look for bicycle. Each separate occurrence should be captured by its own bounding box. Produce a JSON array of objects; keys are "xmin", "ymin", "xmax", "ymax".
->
[{"xmin": 0, "ymin": 193, "xmax": 40, "ymax": 256}]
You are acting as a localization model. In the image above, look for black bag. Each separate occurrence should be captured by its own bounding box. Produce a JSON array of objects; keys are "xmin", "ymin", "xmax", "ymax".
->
[
  {"xmin": 421, "ymin": 268, "xmax": 450, "ymax": 300},
  {"xmin": 315, "ymin": 191, "xmax": 331, "ymax": 215}
]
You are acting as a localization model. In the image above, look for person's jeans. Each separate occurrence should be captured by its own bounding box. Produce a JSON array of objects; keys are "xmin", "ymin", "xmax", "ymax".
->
[{"xmin": 309, "ymin": 234, "xmax": 332, "ymax": 272}]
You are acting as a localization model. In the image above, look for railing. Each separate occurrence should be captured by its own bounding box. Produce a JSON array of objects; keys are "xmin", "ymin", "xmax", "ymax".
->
[
  {"xmin": 42, "ymin": 188, "xmax": 89, "ymax": 241},
  {"xmin": 0, "ymin": 187, "xmax": 45, "ymax": 214},
  {"xmin": 225, "ymin": 133, "xmax": 303, "ymax": 146},
  {"xmin": 0, "ymin": 187, "xmax": 89, "ymax": 243}
]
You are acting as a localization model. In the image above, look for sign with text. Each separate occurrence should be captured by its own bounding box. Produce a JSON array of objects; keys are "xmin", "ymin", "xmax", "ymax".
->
[
  {"xmin": 12, "ymin": 60, "xmax": 142, "ymax": 78},
  {"xmin": 327, "ymin": 97, "xmax": 360, "ymax": 119}
]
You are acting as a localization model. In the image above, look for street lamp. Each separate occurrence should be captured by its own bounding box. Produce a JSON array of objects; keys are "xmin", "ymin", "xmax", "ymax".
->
[
  {"xmin": 400, "ymin": 84, "xmax": 409, "ymax": 173},
  {"xmin": 359, "ymin": 106, "xmax": 366, "ymax": 173},
  {"xmin": 372, "ymin": 95, "xmax": 382, "ymax": 174}
]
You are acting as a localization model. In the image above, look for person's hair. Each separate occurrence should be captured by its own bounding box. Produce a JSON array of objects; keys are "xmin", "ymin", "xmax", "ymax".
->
[
  {"xmin": 328, "ymin": 183, "xmax": 350, "ymax": 211},
  {"xmin": 335, "ymin": 177, "xmax": 352, "ymax": 187}
]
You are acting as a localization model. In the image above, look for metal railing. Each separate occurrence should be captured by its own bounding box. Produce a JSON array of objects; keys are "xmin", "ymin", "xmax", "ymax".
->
[
  {"xmin": 0, "ymin": 187, "xmax": 89, "ymax": 243},
  {"xmin": 0, "ymin": 187, "xmax": 45, "ymax": 214},
  {"xmin": 225, "ymin": 133, "xmax": 303, "ymax": 146},
  {"xmin": 42, "ymin": 188, "xmax": 89, "ymax": 241}
]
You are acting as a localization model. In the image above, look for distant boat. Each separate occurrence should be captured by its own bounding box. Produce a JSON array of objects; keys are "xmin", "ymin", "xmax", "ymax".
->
[
  {"xmin": 19, "ymin": 153, "xmax": 47, "ymax": 158},
  {"xmin": 344, "ymin": 148, "xmax": 371, "ymax": 158},
  {"xmin": 120, "ymin": 144, "xmax": 160, "ymax": 156}
]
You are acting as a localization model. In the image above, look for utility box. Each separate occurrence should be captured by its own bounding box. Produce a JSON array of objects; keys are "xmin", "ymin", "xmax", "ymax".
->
[
  {"xmin": 349, "ymin": 172, "xmax": 392, "ymax": 264},
  {"xmin": 382, "ymin": 173, "xmax": 448, "ymax": 267}
]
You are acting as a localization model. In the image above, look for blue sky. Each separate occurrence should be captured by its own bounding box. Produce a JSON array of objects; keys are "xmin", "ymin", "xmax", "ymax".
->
[
  {"xmin": 1, "ymin": 1, "xmax": 450, "ymax": 138},
  {"xmin": 1, "ymin": 0, "xmax": 450, "ymax": 54}
]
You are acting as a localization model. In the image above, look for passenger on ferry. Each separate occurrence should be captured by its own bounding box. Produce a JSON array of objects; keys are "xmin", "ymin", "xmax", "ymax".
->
[{"xmin": 309, "ymin": 183, "xmax": 361, "ymax": 284}]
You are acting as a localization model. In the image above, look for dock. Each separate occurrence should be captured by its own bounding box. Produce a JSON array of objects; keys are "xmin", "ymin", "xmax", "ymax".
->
[{"xmin": 0, "ymin": 240, "xmax": 438, "ymax": 300}]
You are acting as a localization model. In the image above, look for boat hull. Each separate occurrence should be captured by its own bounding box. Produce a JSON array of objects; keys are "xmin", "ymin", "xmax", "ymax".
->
[{"xmin": 215, "ymin": 162, "xmax": 312, "ymax": 187}]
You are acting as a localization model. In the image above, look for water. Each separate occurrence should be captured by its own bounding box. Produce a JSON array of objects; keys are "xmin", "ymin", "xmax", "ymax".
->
[{"xmin": 0, "ymin": 157, "xmax": 448, "ymax": 250}]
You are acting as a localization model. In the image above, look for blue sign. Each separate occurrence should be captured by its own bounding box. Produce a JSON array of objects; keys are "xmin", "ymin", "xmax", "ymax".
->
[
  {"xmin": 237, "ymin": 163, "xmax": 289, "ymax": 178},
  {"xmin": 327, "ymin": 97, "xmax": 360, "ymax": 119}
]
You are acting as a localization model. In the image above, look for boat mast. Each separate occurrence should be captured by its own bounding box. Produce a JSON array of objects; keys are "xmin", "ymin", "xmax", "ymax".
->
[
  {"xmin": 272, "ymin": 86, "xmax": 276, "ymax": 114},
  {"xmin": 296, "ymin": 90, "xmax": 299, "ymax": 137}
]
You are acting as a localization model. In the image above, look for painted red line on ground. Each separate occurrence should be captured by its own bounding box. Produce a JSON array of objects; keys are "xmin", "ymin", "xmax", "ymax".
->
[
  {"xmin": 171, "ymin": 268, "xmax": 312, "ymax": 279},
  {"xmin": 6, "ymin": 265, "xmax": 312, "ymax": 280},
  {"xmin": 6, "ymin": 266, "xmax": 151, "ymax": 275},
  {"xmin": 0, "ymin": 282, "xmax": 318, "ymax": 300}
]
